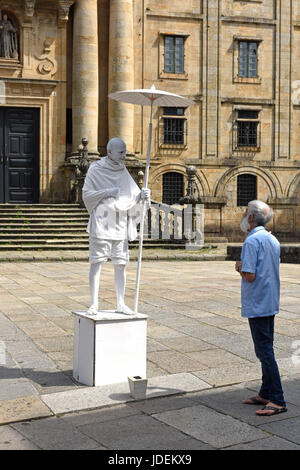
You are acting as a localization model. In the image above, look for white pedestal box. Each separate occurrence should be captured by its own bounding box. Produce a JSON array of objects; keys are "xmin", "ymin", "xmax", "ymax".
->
[{"xmin": 72, "ymin": 310, "xmax": 148, "ymax": 387}]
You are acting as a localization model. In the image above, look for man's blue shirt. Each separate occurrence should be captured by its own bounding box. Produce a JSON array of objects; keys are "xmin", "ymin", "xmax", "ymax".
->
[{"xmin": 241, "ymin": 226, "xmax": 280, "ymax": 318}]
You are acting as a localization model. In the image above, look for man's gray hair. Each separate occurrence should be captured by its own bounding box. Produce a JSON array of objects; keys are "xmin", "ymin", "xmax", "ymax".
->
[{"xmin": 248, "ymin": 200, "xmax": 274, "ymax": 226}]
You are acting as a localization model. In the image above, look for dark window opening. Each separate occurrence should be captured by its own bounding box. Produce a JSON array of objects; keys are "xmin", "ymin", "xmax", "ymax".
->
[
  {"xmin": 162, "ymin": 172, "xmax": 184, "ymax": 206},
  {"xmin": 162, "ymin": 107, "xmax": 186, "ymax": 145},
  {"xmin": 238, "ymin": 41, "xmax": 258, "ymax": 78},
  {"xmin": 164, "ymin": 36, "xmax": 184, "ymax": 74},
  {"xmin": 237, "ymin": 174, "xmax": 257, "ymax": 207},
  {"xmin": 236, "ymin": 110, "xmax": 259, "ymax": 148}
]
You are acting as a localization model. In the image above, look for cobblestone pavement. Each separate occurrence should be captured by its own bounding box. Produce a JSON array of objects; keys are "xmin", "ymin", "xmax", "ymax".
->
[{"xmin": 0, "ymin": 260, "xmax": 300, "ymax": 450}]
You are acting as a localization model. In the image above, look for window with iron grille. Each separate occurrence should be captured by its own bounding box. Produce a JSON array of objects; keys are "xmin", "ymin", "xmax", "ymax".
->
[
  {"xmin": 162, "ymin": 172, "xmax": 184, "ymax": 206},
  {"xmin": 237, "ymin": 174, "xmax": 257, "ymax": 207},
  {"xmin": 162, "ymin": 107, "xmax": 186, "ymax": 146},
  {"xmin": 238, "ymin": 41, "xmax": 258, "ymax": 78},
  {"xmin": 164, "ymin": 36, "xmax": 184, "ymax": 74},
  {"xmin": 236, "ymin": 110, "xmax": 260, "ymax": 149}
]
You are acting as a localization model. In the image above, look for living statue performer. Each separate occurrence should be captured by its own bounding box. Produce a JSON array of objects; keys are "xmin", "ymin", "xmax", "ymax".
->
[
  {"xmin": 82, "ymin": 137, "xmax": 150, "ymax": 315},
  {"xmin": 0, "ymin": 13, "xmax": 18, "ymax": 59}
]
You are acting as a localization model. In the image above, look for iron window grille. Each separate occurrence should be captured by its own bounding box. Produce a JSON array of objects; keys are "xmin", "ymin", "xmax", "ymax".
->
[
  {"xmin": 233, "ymin": 110, "xmax": 261, "ymax": 151},
  {"xmin": 162, "ymin": 172, "xmax": 184, "ymax": 206},
  {"xmin": 237, "ymin": 174, "xmax": 257, "ymax": 207},
  {"xmin": 238, "ymin": 41, "xmax": 258, "ymax": 78},
  {"xmin": 160, "ymin": 107, "xmax": 187, "ymax": 147},
  {"xmin": 164, "ymin": 36, "xmax": 185, "ymax": 74}
]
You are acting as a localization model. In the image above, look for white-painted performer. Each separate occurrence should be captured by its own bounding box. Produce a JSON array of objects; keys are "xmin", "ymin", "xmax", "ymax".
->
[{"xmin": 82, "ymin": 138, "xmax": 150, "ymax": 315}]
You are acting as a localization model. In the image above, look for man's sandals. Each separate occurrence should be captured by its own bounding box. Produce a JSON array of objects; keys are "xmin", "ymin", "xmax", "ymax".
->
[
  {"xmin": 255, "ymin": 404, "xmax": 287, "ymax": 416},
  {"xmin": 243, "ymin": 396, "xmax": 287, "ymax": 416}
]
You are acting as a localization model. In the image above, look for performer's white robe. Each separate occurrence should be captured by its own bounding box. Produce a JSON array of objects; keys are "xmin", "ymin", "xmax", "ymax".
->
[{"xmin": 82, "ymin": 157, "xmax": 141, "ymax": 243}]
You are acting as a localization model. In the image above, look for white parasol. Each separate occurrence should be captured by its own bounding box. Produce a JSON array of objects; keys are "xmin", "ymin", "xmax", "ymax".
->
[{"xmin": 109, "ymin": 85, "xmax": 195, "ymax": 313}]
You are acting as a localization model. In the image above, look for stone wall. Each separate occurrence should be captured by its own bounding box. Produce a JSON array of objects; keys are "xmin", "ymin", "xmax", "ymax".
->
[{"xmin": 1, "ymin": 0, "xmax": 299, "ymax": 240}]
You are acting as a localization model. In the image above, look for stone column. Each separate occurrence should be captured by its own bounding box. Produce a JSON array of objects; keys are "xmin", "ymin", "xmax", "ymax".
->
[
  {"xmin": 203, "ymin": 0, "xmax": 220, "ymax": 159},
  {"xmin": 108, "ymin": 0, "xmax": 134, "ymax": 152},
  {"xmin": 72, "ymin": 0, "xmax": 99, "ymax": 154},
  {"xmin": 274, "ymin": 0, "xmax": 292, "ymax": 160}
]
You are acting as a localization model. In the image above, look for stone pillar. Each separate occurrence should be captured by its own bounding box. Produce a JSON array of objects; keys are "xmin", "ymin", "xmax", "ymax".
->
[
  {"xmin": 108, "ymin": 0, "xmax": 134, "ymax": 152},
  {"xmin": 203, "ymin": 0, "xmax": 220, "ymax": 159},
  {"xmin": 72, "ymin": 0, "xmax": 99, "ymax": 154},
  {"xmin": 275, "ymin": 0, "xmax": 292, "ymax": 160}
]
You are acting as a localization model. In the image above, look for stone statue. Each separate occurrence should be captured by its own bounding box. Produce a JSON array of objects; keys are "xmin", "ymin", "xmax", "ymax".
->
[
  {"xmin": 82, "ymin": 137, "xmax": 150, "ymax": 315},
  {"xmin": 0, "ymin": 13, "xmax": 18, "ymax": 59}
]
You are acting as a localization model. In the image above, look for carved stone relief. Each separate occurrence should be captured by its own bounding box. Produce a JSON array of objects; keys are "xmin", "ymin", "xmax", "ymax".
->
[
  {"xmin": 35, "ymin": 40, "xmax": 57, "ymax": 77},
  {"xmin": 58, "ymin": 0, "xmax": 74, "ymax": 23},
  {"xmin": 24, "ymin": 0, "xmax": 36, "ymax": 20}
]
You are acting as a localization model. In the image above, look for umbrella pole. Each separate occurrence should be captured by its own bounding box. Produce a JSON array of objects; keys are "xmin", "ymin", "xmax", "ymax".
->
[{"xmin": 134, "ymin": 101, "xmax": 153, "ymax": 313}]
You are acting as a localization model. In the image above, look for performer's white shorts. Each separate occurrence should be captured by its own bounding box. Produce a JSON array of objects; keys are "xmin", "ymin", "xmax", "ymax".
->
[{"xmin": 89, "ymin": 237, "xmax": 129, "ymax": 265}]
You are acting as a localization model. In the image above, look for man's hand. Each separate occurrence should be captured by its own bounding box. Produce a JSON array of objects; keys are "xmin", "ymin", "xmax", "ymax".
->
[
  {"xmin": 235, "ymin": 261, "xmax": 242, "ymax": 273},
  {"xmin": 140, "ymin": 188, "xmax": 151, "ymax": 202},
  {"xmin": 106, "ymin": 187, "xmax": 120, "ymax": 198},
  {"xmin": 235, "ymin": 261, "xmax": 256, "ymax": 282}
]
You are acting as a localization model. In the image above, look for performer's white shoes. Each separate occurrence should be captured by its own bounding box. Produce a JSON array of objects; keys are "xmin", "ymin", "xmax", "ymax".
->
[
  {"xmin": 115, "ymin": 304, "xmax": 134, "ymax": 315},
  {"xmin": 87, "ymin": 306, "xmax": 98, "ymax": 316},
  {"xmin": 87, "ymin": 305, "xmax": 134, "ymax": 315}
]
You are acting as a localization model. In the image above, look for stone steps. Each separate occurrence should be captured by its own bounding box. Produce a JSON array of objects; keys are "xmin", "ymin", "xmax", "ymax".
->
[
  {"xmin": 0, "ymin": 204, "xmax": 89, "ymax": 251},
  {"xmin": 0, "ymin": 204, "xmax": 225, "ymax": 251}
]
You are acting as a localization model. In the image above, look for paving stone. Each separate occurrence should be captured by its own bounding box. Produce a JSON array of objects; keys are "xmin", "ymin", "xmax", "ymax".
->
[
  {"xmin": 157, "ymin": 336, "xmax": 215, "ymax": 353},
  {"xmin": 186, "ymin": 349, "xmax": 250, "ymax": 368},
  {"xmin": 192, "ymin": 363, "xmax": 262, "ymax": 387},
  {"xmin": 0, "ymin": 425, "xmax": 40, "ymax": 450},
  {"xmin": 12, "ymin": 416, "xmax": 99, "ymax": 450},
  {"xmin": 258, "ymin": 416, "xmax": 300, "ymax": 445},
  {"xmin": 34, "ymin": 336, "xmax": 74, "ymax": 353},
  {"xmin": 127, "ymin": 394, "xmax": 198, "ymax": 415},
  {"xmin": 188, "ymin": 384, "xmax": 300, "ymax": 426},
  {"xmin": 0, "ymin": 396, "xmax": 53, "ymax": 425},
  {"xmin": 15, "ymin": 320, "xmax": 68, "ymax": 339},
  {"xmin": 153, "ymin": 404, "xmax": 268, "ymax": 448},
  {"xmin": 0, "ymin": 378, "xmax": 39, "ymax": 400},
  {"xmin": 146, "ymin": 361, "xmax": 169, "ymax": 378},
  {"xmin": 77, "ymin": 414, "xmax": 198, "ymax": 450},
  {"xmin": 225, "ymin": 436, "xmax": 300, "ymax": 450},
  {"xmin": 60, "ymin": 403, "xmax": 141, "ymax": 427},
  {"xmin": 147, "ymin": 350, "xmax": 207, "ymax": 373},
  {"xmin": 41, "ymin": 382, "xmax": 133, "ymax": 415},
  {"xmin": 147, "ymin": 338, "xmax": 170, "ymax": 353},
  {"xmin": 147, "ymin": 322, "xmax": 186, "ymax": 340}
]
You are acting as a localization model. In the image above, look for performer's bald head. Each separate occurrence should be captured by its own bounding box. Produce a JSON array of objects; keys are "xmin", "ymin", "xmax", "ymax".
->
[{"xmin": 107, "ymin": 138, "xmax": 126, "ymax": 164}]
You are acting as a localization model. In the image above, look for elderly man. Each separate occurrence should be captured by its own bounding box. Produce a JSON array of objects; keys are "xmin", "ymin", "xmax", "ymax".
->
[{"xmin": 235, "ymin": 200, "xmax": 287, "ymax": 416}]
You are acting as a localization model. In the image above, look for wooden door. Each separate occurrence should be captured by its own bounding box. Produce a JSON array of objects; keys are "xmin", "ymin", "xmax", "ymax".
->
[{"xmin": 0, "ymin": 108, "xmax": 39, "ymax": 203}]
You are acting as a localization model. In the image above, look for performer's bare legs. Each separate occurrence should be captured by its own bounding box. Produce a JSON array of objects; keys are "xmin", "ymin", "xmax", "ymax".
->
[
  {"xmin": 87, "ymin": 262, "xmax": 133, "ymax": 315},
  {"xmin": 114, "ymin": 264, "xmax": 133, "ymax": 314},
  {"xmin": 88, "ymin": 262, "xmax": 103, "ymax": 314}
]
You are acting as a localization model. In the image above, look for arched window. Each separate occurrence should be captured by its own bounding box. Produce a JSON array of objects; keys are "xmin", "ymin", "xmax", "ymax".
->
[
  {"xmin": 237, "ymin": 174, "xmax": 257, "ymax": 206},
  {"xmin": 162, "ymin": 172, "xmax": 184, "ymax": 206}
]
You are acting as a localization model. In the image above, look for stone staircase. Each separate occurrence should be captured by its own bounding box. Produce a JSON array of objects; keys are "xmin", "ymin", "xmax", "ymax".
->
[
  {"xmin": 0, "ymin": 204, "xmax": 228, "ymax": 251},
  {"xmin": 0, "ymin": 204, "xmax": 186, "ymax": 251},
  {"xmin": 0, "ymin": 204, "xmax": 90, "ymax": 251}
]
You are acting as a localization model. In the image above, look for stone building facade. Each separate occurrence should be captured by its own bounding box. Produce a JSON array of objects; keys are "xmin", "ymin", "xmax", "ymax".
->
[{"xmin": 0, "ymin": 0, "xmax": 300, "ymax": 241}]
